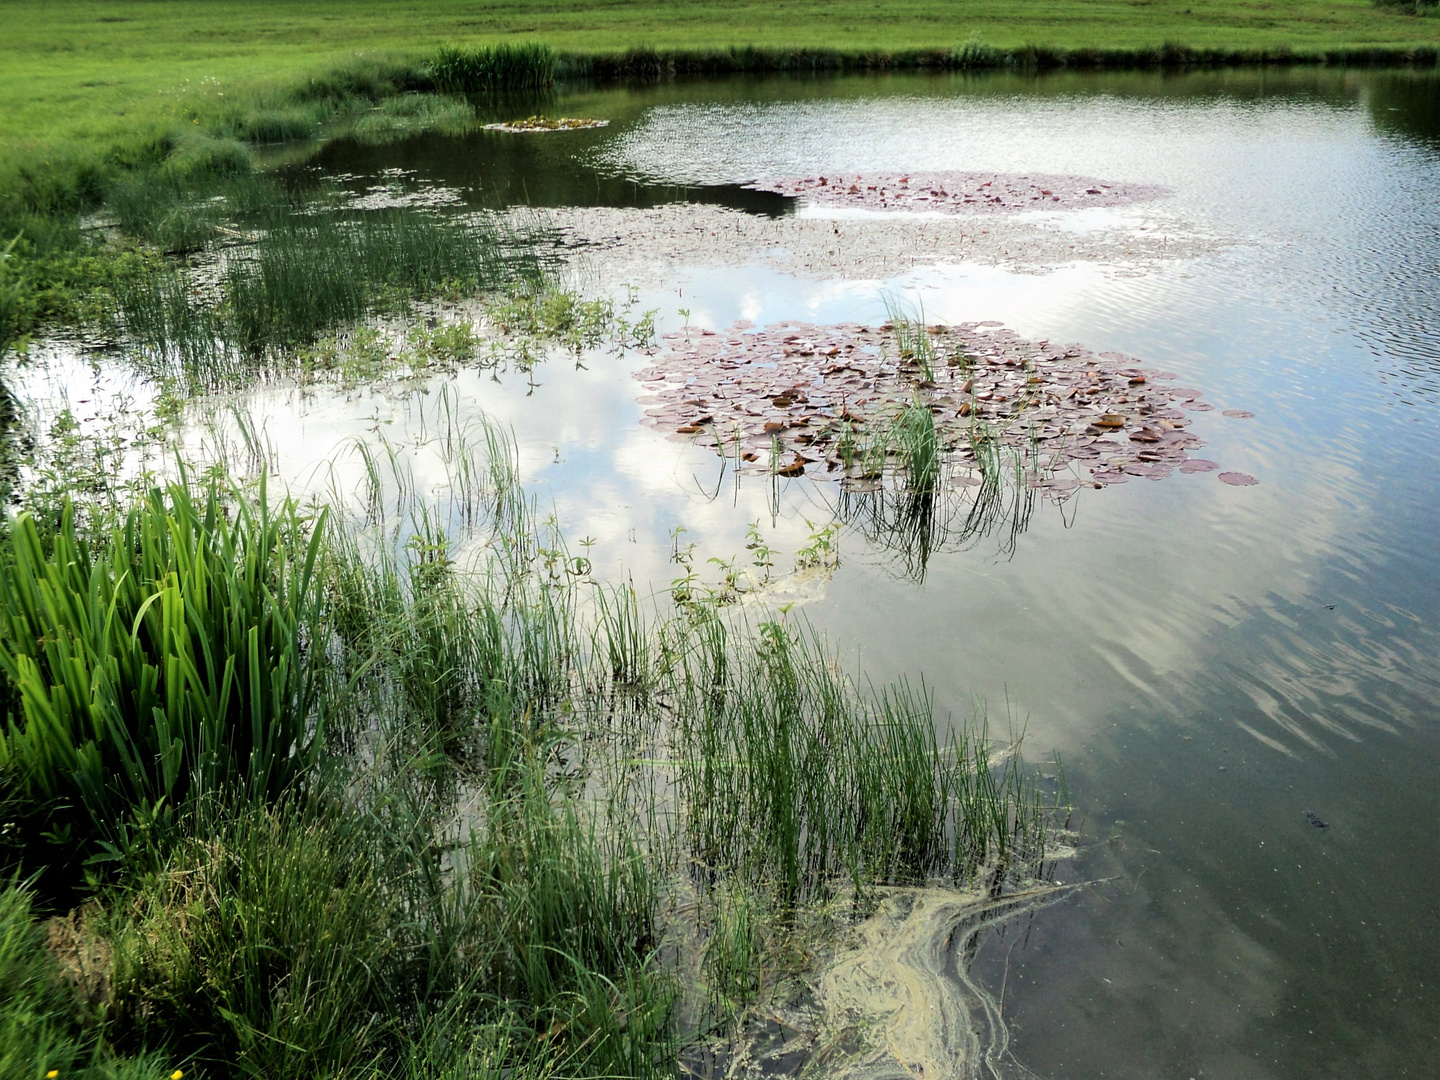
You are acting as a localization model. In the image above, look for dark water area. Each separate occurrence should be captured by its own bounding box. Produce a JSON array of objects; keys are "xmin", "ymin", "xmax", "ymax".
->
[{"xmin": 292, "ymin": 67, "xmax": 1440, "ymax": 1078}]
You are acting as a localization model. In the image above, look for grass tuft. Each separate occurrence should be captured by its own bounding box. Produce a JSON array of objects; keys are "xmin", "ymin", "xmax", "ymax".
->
[{"xmin": 429, "ymin": 42, "xmax": 560, "ymax": 92}]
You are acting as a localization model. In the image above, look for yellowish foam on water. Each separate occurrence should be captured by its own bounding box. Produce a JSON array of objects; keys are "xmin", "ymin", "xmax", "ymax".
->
[{"xmin": 715, "ymin": 880, "xmax": 1080, "ymax": 1080}]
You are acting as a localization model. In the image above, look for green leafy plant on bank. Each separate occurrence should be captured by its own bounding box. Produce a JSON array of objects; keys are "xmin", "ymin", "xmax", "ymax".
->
[
  {"xmin": 429, "ymin": 42, "xmax": 560, "ymax": 92},
  {"xmin": 0, "ymin": 477, "xmax": 328, "ymax": 878}
]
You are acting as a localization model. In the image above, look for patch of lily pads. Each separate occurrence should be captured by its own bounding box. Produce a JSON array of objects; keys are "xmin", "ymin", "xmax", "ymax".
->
[
  {"xmin": 744, "ymin": 172, "xmax": 1167, "ymax": 215},
  {"xmin": 636, "ymin": 319, "xmax": 1258, "ymax": 493}
]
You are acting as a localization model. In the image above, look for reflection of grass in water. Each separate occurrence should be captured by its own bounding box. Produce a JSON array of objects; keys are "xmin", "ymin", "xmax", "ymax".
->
[
  {"xmin": 107, "ymin": 197, "xmax": 544, "ymax": 389},
  {"xmin": 351, "ymin": 93, "xmax": 476, "ymax": 143},
  {"xmin": 837, "ymin": 422, "xmax": 1042, "ymax": 578}
]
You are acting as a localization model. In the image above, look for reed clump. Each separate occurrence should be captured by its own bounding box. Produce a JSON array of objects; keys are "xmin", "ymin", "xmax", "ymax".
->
[
  {"xmin": 0, "ymin": 477, "xmax": 328, "ymax": 879},
  {"xmin": 104, "ymin": 193, "xmax": 544, "ymax": 388},
  {"xmin": 429, "ymin": 43, "xmax": 560, "ymax": 92}
]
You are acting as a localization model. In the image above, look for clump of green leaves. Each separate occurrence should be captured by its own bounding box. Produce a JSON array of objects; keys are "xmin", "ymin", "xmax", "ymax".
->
[{"xmin": 0, "ymin": 476, "xmax": 328, "ymax": 878}]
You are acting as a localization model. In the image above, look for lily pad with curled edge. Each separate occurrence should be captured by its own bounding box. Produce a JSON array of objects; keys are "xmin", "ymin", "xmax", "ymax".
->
[
  {"xmin": 1094, "ymin": 414, "xmax": 1127, "ymax": 429},
  {"xmin": 1218, "ymin": 471, "xmax": 1259, "ymax": 486}
]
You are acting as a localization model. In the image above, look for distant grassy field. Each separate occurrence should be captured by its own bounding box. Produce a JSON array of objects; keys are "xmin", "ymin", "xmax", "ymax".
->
[{"xmin": 4, "ymin": 0, "xmax": 1438, "ymax": 152}]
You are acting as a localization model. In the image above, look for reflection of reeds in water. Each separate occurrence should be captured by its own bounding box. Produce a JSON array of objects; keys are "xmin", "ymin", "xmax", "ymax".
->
[
  {"xmin": 837, "ymin": 421, "xmax": 1043, "ymax": 579},
  {"xmin": 107, "ymin": 189, "xmax": 543, "ymax": 390}
]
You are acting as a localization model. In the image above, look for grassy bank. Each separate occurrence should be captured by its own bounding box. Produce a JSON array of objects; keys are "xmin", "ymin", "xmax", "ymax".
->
[
  {"xmin": 5, "ymin": 0, "xmax": 1439, "ymax": 151},
  {"xmin": 1, "ymin": 0, "xmax": 1436, "ymax": 361}
]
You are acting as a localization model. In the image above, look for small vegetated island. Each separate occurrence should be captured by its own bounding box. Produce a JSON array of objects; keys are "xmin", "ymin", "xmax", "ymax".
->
[{"xmin": 0, "ymin": 2, "xmax": 1433, "ymax": 1078}]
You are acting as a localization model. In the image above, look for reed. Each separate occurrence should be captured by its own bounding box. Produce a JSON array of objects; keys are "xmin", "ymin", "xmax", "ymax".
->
[
  {"xmin": 893, "ymin": 402, "xmax": 941, "ymax": 495},
  {"xmin": 0, "ymin": 232, "xmax": 25, "ymax": 358},
  {"xmin": 101, "ymin": 199, "xmax": 542, "ymax": 388},
  {"xmin": 227, "ymin": 208, "xmax": 528, "ymax": 357},
  {"xmin": 671, "ymin": 618, "xmax": 1046, "ymax": 906},
  {"xmin": 0, "ymin": 417, "xmax": 1061, "ymax": 1077},
  {"xmin": 885, "ymin": 299, "xmax": 938, "ymax": 383}
]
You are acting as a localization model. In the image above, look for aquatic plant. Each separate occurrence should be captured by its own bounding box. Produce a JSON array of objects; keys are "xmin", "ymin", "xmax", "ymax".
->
[
  {"xmin": 101, "ymin": 199, "xmax": 543, "ymax": 388},
  {"xmin": 884, "ymin": 297, "xmax": 938, "ymax": 383},
  {"xmin": 0, "ymin": 232, "xmax": 25, "ymax": 357},
  {"xmin": 0, "ymin": 476, "xmax": 328, "ymax": 871},
  {"xmin": 227, "ymin": 208, "xmax": 528, "ymax": 356},
  {"xmin": 0, "ymin": 410, "xmax": 1062, "ymax": 1077},
  {"xmin": 893, "ymin": 402, "xmax": 941, "ymax": 494},
  {"xmin": 672, "ymin": 618, "xmax": 1047, "ymax": 906}
]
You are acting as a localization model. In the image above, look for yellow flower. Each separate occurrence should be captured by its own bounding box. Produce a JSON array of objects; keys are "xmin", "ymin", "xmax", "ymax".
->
[
  {"xmin": 171, "ymin": 1072, "xmax": 184, "ymax": 1080},
  {"xmin": 47, "ymin": 1072, "xmax": 59, "ymax": 1079}
]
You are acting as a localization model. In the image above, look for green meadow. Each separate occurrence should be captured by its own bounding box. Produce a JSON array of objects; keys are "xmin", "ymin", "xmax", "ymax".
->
[{"xmin": 4, "ymin": 0, "xmax": 1438, "ymax": 152}]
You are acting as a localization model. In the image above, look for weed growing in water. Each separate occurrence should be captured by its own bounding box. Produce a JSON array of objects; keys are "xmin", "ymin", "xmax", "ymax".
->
[
  {"xmin": 893, "ymin": 402, "xmax": 941, "ymax": 495},
  {"xmin": 485, "ymin": 283, "xmax": 658, "ymax": 363},
  {"xmin": 884, "ymin": 296, "xmax": 939, "ymax": 383},
  {"xmin": 0, "ymin": 413, "xmax": 1067, "ymax": 1077}
]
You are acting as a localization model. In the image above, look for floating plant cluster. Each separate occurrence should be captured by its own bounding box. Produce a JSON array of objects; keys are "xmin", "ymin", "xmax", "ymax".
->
[
  {"xmin": 636, "ymin": 319, "xmax": 1258, "ymax": 492},
  {"xmin": 744, "ymin": 172, "xmax": 1167, "ymax": 215},
  {"xmin": 485, "ymin": 115, "xmax": 610, "ymax": 132}
]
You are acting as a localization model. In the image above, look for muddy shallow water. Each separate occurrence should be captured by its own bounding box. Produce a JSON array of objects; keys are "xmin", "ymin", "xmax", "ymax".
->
[{"xmin": 36, "ymin": 67, "xmax": 1440, "ymax": 1077}]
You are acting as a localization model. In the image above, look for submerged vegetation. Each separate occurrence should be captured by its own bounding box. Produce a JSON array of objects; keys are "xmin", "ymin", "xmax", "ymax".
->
[{"xmin": 0, "ymin": 418, "xmax": 1063, "ymax": 1077}]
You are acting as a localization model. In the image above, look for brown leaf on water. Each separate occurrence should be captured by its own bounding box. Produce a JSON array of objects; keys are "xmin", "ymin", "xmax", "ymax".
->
[{"xmin": 1218, "ymin": 471, "xmax": 1259, "ymax": 486}]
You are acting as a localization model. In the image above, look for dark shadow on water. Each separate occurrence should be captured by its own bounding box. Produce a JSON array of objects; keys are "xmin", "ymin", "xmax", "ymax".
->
[{"xmin": 288, "ymin": 113, "xmax": 795, "ymax": 216}]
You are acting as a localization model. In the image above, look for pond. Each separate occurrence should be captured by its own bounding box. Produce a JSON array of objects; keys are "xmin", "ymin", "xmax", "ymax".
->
[{"xmin": 31, "ymin": 65, "xmax": 1440, "ymax": 1078}]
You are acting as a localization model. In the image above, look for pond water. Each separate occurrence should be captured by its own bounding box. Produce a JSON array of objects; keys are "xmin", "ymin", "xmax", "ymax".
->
[{"xmin": 46, "ymin": 66, "xmax": 1440, "ymax": 1077}]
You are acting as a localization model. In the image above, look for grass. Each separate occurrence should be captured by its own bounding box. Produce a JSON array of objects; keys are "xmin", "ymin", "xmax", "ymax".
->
[
  {"xmin": 2, "ymin": 0, "xmax": 1437, "ymax": 158},
  {"xmin": 0, "ymin": 1, "xmax": 1432, "ymax": 368},
  {"xmin": 99, "ymin": 177, "xmax": 547, "ymax": 389},
  {"xmin": 0, "ymin": 413, "xmax": 1064, "ymax": 1076}
]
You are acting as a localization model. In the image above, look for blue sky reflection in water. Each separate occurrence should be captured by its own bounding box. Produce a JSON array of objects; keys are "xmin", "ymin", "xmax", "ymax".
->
[{"xmin": 300, "ymin": 69, "xmax": 1440, "ymax": 1077}]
